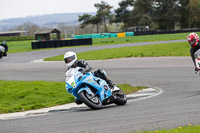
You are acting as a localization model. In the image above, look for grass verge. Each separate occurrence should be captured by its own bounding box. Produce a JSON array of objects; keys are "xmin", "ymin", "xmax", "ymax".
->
[
  {"xmin": 131, "ymin": 125, "xmax": 200, "ymax": 133},
  {"xmin": 0, "ymin": 80, "xmax": 145, "ymax": 114},
  {"xmin": 7, "ymin": 32, "xmax": 193, "ymax": 54},
  {"xmin": 44, "ymin": 42, "xmax": 190, "ymax": 61}
]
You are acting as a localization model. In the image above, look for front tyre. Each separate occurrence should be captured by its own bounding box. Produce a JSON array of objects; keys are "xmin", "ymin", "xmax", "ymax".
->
[
  {"xmin": 78, "ymin": 91, "xmax": 102, "ymax": 110},
  {"xmin": 114, "ymin": 87, "xmax": 127, "ymax": 106}
]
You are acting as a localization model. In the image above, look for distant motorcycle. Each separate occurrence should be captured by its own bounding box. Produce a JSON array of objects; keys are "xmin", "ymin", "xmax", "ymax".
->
[
  {"xmin": 194, "ymin": 49, "xmax": 200, "ymax": 74},
  {"xmin": 0, "ymin": 46, "xmax": 5, "ymax": 59},
  {"xmin": 65, "ymin": 67, "xmax": 127, "ymax": 110}
]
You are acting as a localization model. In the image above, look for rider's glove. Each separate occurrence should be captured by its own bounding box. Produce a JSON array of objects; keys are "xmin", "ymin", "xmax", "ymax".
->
[
  {"xmin": 82, "ymin": 69, "xmax": 90, "ymax": 74},
  {"xmin": 82, "ymin": 70, "xmax": 87, "ymax": 74},
  {"xmin": 78, "ymin": 69, "xmax": 87, "ymax": 74}
]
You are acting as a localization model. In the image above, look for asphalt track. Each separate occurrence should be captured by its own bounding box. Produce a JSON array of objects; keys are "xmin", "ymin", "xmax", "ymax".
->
[{"xmin": 1, "ymin": 39, "xmax": 200, "ymax": 133}]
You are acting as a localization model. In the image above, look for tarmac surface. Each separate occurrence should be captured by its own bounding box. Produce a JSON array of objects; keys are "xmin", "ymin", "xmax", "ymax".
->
[{"xmin": 1, "ymin": 39, "xmax": 200, "ymax": 133}]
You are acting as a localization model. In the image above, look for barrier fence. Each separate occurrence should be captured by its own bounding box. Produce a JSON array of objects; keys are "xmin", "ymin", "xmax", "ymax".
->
[
  {"xmin": 74, "ymin": 32, "xmax": 134, "ymax": 39},
  {"xmin": 31, "ymin": 38, "xmax": 92, "ymax": 49}
]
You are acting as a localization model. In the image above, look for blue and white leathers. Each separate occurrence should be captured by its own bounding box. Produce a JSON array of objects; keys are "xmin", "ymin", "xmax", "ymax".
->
[{"xmin": 65, "ymin": 67, "xmax": 112, "ymax": 104}]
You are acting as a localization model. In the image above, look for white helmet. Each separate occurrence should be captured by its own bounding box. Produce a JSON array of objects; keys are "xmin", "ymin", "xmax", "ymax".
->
[{"xmin": 64, "ymin": 51, "xmax": 77, "ymax": 67}]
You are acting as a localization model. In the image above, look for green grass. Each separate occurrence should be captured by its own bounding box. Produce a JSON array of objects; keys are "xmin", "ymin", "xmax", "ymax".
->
[
  {"xmin": 45, "ymin": 42, "xmax": 190, "ymax": 61},
  {"xmin": 0, "ymin": 80, "xmax": 72, "ymax": 113},
  {"xmin": 131, "ymin": 125, "xmax": 200, "ymax": 133},
  {"xmin": 93, "ymin": 32, "xmax": 191, "ymax": 46},
  {"xmin": 7, "ymin": 40, "xmax": 33, "ymax": 53},
  {"xmin": 0, "ymin": 80, "xmax": 144, "ymax": 114},
  {"xmin": 6, "ymin": 32, "xmax": 194, "ymax": 54}
]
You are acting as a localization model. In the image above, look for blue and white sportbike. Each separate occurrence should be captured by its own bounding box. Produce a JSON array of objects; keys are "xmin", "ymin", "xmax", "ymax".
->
[{"xmin": 65, "ymin": 67, "xmax": 127, "ymax": 110}]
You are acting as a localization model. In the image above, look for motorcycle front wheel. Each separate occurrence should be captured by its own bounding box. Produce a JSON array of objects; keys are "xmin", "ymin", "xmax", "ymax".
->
[{"xmin": 78, "ymin": 91, "xmax": 102, "ymax": 110}]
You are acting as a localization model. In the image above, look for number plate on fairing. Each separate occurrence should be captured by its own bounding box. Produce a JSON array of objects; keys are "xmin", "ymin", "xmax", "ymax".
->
[{"xmin": 68, "ymin": 76, "xmax": 76, "ymax": 88}]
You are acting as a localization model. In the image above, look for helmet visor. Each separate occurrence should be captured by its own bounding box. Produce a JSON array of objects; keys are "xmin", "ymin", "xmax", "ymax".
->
[
  {"xmin": 188, "ymin": 39, "xmax": 196, "ymax": 47},
  {"xmin": 64, "ymin": 55, "xmax": 75, "ymax": 64}
]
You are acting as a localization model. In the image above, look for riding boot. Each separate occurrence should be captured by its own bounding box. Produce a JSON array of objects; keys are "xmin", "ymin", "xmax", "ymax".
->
[
  {"xmin": 107, "ymin": 79, "xmax": 115, "ymax": 89},
  {"xmin": 75, "ymin": 98, "xmax": 83, "ymax": 105}
]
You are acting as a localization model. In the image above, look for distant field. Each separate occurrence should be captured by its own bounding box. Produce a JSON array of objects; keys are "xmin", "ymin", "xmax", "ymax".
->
[
  {"xmin": 6, "ymin": 32, "xmax": 194, "ymax": 54},
  {"xmin": 8, "ymin": 40, "xmax": 32, "ymax": 53}
]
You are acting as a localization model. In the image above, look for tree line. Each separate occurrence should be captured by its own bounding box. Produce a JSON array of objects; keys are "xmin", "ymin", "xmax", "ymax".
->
[
  {"xmin": 7, "ymin": 0, "xmax": 200, "ymax": 35},
  {"xmin": 78, "ymin": 0, "xmax": 200, "ymax": 33}
]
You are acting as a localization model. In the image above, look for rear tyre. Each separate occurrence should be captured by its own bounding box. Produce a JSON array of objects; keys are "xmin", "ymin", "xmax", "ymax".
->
[
  {"xmin": 114, "ymin": 87, "xmax": 127, "ymax": 106},
  {"xmin": 3, "ymin": 52, "xmax": 7, "ymax": 56},
  {"xmin": 0, "ymin": 51, "xmax": 3, "ymax": 59},
  {"xmin": 79, "ymin": 91, "xmax": 102, "ymax": 110}
]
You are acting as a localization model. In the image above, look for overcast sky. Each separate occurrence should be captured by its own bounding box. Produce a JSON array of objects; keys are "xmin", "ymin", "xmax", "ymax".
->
[{"xmin": 0, "ymin": 0, "xmax": 122, "ymax": 20}]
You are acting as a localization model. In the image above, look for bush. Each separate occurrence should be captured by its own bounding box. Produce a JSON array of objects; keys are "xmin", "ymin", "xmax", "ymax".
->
[{"xmin": 0, "ymin": 36, "xmax": 34, "ymax": 42}]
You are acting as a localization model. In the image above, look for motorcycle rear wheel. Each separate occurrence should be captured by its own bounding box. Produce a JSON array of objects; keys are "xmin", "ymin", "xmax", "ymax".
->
[
  {"xmin": 114, "ymin": 88, "xmax": 127, "ymax": 106},
  {"xmin": 79, "ymin": 91, "xmax": 102, "ymax": 110},
  {"xmin": 0, "ymin": 51, "xmax": 3, "ymax": 59}
]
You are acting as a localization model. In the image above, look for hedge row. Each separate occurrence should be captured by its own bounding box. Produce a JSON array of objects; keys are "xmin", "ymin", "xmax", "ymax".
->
[
  {"xmin": 0, "ymin": 36, "xmax": 34, "ymax": 42},
  {"xmin": 134, "ymin": 29, "xmax": 200, "ymax": 36}
]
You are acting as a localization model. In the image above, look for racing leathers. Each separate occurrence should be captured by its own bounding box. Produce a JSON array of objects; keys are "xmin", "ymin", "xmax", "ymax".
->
[
  {"xmin": 190, "ymin": 41, "xmax": 200, "ymax": 69},
  {"xmin": 0, "ymin": 43, "xmax": 8, "ymax": 56},
  {"xmin": 66, "ymin": 59, "xmax": 114, "ymax": 89}
]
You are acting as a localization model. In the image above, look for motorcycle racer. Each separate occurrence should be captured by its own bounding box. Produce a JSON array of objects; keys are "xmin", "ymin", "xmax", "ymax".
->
[
  {"xmin": 0, "ymin": 45, "xmax": 5, "ymax": 59},
  {"xmin": 64, "ymin": 51, "xmax": 115, "ymax": 104},
  {"xmin": 64, "ymin": 51, "xmax": 115, "ymax": 89},
  {"xmin": 0, "ymin": 41, "xmax": 8, "ymax": 56},
  {"xmin": 187, "ymin": 33, "xmax": 200, "ymax": 71}
]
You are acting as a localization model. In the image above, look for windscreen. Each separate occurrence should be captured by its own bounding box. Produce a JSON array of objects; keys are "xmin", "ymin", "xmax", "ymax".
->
[
  {"xmin": 194, "ymin": 49, "xmax": 200, "ymax": 59},
  {"xmin": 65, "ymin": 68, "xmax": 75, "ymax": 81}
]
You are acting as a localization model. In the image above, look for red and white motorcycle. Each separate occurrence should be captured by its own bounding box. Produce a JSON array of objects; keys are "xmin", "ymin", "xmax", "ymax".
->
[{"xmin": 194, "ymin": 49, "xmax": 200, "ymax": 74}]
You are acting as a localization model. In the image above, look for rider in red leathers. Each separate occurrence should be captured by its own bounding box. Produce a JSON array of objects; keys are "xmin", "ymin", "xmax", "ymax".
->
[{"xmin": 187, "ymin": 33, "xmax": 200, "ymax": 72}]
